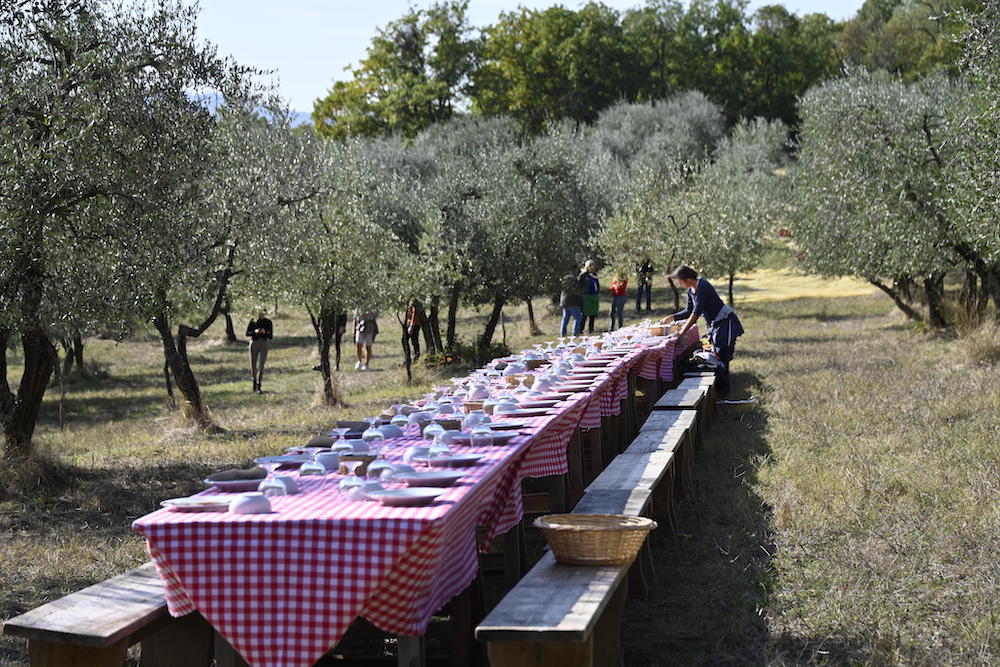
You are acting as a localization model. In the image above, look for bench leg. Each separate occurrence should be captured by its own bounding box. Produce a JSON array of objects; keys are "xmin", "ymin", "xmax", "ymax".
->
[
  {"xmin": 29, "ymin": 639, "xmax": 127, "ymax": 667},
  {"xmin": 488, "ymin": 638, "xmax": 593, "ymax": 667},
  {"xmin": 398, "ymin": 635, "xmax": 427, "ymax": 667},
  {"xmin": 502, "ymin": 520, "xmax": 526, "ymax": 588},
  {"xmin": 628, "ymin": 542, "xmax": 654, "ymax": 601},
  {"xmin": 214, "ymin": 631, "xmax": 249, "ymax": 667},
  {"xmin": 140, "ymin": 612, "xmax": 214, "ymax": 666}
]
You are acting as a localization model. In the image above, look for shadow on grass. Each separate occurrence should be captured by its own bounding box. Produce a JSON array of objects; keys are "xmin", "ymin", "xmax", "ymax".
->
[{"xmin": 622, "ymin": 370, "xmax": 777, "ymax": 666}]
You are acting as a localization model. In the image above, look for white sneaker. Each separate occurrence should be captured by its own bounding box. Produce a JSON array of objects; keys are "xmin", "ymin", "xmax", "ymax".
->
[
  {"xmin": 361, "ymin": 364, "xmax": 369, "ymax": 371},
  {"xmin": 354, "ymin": 361, "xmax": 362, "ymax": 370}
]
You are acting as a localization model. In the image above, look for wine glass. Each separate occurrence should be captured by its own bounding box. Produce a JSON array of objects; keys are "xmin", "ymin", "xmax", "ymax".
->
[
  {"xmin": 423, "ymin": 421, "xmax": 445, "ymax": 442},
  {"xmin": 338, "ymin": 460, "xmax": 365, "ymax": 498},
  {"xmin": 256, "ymin": 459, "xmax": 287, "ymax": 498},
  {"xmin": 361, "ymin": 417, "xmax": 385, "ymax": 456},
  {"xmin": 428, "ymin": 435, "xmax": 452, "ymax": 459},
  {"xmin": 470, "ymin": 423, "xmax": 494, "ymax": 448},
  {"xmin": 299, "ymin": 447, "xmax": 326, "ymax": 478}
]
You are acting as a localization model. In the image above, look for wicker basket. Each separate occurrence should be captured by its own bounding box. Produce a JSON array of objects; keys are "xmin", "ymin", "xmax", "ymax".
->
[
  {"xmin": 525, "ymin": 358, "xmax": 548, "ymax": 371},
  {"xmin": 504, "ymin": 373, "xmax": 535, "ymax": 387},
  {"xmin": 533, "ymin": 514, "xmax": 657, "ymax": 566},
  {"xmin": 462, "ymin": 400, "xmax": 484, "ymax": 413},
  {"xmin": 432, "ymin": 417, "xmax": 462, "ymax": 431},
  {"xmin": 646, "ymin": 325, "xmax": 666, "ymax": 336}
]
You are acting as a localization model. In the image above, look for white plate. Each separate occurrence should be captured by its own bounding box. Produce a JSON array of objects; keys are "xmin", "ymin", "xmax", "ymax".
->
[
  {"xmin": 495, "ymin": 408, "xmax": 550, "ymax": 417},
  {"xmin": 414, "ymin": 454, "xmax": 484, "ymax": 468},
  {"xmin": 161, "ymin": 495, "xmax": 238, "ymax": 512},
  {"xmin": 255, "ymin": 454, "xmax": 310, "ymax": 468},
  {"xmin": 449, "ymin": 431, "xmax": 519, "ymax": 446},
  {"xmin": 368, "ymin": 488, "xmax": 444, "ymax": 506},
  {"xmin": 516, "ymin": 400, "xmax": 560, "ymax": 408},
  {"xmin": 398, "ymin": 471, "xmax": 466, "ymax": 487},
  {"xmin": 486, "ymin": 420, "xmax": 530, "ymax": 430}
]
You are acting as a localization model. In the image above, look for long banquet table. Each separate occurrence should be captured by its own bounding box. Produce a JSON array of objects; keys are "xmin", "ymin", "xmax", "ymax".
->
[{"xmin": 132, "ymin": 327, "xmax": 699, "ymax": 667}]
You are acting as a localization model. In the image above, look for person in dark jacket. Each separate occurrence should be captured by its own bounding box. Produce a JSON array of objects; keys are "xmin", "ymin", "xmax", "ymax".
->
[
  {"xmin": 245, "ymin": 310, "xmax": 273, "ymax": 394},
  {"xmin": 659, "ymin": 266, "xmax": 744, "ymax": 396},
  {"xmin": 579, "ymin": 259, "xmax": 600, "ymax": 334},
  {"xmin": 559, "ymin": 272, "xmax": 585, "ymax": 336},
  {"xmin": 635, "ymin": 258, "xmax": 653, "ymax": 312}
]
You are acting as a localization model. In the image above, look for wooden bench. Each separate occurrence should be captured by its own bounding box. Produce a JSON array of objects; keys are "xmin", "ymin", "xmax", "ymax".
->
[
  {"xmin": 634, "ymin": 411, "xmax": 697, "ymax": 499},
  {"xmin": 477, "ymin": 418, "xmax": 688, "ymax": 663},
  {"xmin": 475, "ymin": 552, "xmax": 629, "ymax": 667},
  {"xmin": 677, "ymin": 375, "xmax": 717, "ymax": 419},
  {"xmin": 652, "ymin": 387, "xmax": 711, "ymax": 437},
  {"xmin": 0, "ymin": 562, "xmax": 216, "ymax": 667}
]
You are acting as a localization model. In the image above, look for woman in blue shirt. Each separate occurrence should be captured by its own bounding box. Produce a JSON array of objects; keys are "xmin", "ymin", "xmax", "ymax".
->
[{"xmin": 659, "ymin": 265, "xmax": 743, "ymax": 396}]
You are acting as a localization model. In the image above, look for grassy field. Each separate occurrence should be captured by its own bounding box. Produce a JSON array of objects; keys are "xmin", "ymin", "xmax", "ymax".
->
[{"xmin": 2, "ymin": 278, "xmax": 998, "ymax": 665}]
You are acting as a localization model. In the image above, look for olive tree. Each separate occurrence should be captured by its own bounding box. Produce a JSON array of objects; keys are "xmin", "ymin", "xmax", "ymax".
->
[
  {"xmin": 0, "ymin": 0, "xmax": 228, "ymax": 459},
  {"xmin": 793, "ymin": 70, "xmax": 979, "ymax": 326},
  {"xmin": 683, "ymin": 117, "xmax": 791, "ymax": 304}
]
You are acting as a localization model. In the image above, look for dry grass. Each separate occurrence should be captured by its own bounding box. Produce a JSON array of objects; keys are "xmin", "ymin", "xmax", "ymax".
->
[
  {"xmin": 622, "ymin": 295, "xmax": 1000, "ymax": 665},
  {"xmin": 3, "ymin": 285, "xmax": 998, "ymax": 666},
  {"xmin": 957, "ymin": 320, "xmax": 1000, "ymax": 366}
]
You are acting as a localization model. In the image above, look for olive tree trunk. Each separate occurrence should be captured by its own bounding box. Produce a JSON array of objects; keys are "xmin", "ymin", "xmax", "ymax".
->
[
  {"xmin": 446, "ymin": 284, "xmax": 461, "ymax": 350},
  {"xmin": 308, "ymin": 306, "xmax": 344, "ymax": 406},
  {"xmin": 477, "ymin": 297, "xmax": 506, "ymax": 362},
  {"xmin": 2, "ymin": 326, "xmax": 58, "ymax": 461}
]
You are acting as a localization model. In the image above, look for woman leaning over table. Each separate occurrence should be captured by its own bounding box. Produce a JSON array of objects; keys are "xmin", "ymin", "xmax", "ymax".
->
[{"xmin": 659, "ymin": 265, "xmax": 744, "ymax": 397}]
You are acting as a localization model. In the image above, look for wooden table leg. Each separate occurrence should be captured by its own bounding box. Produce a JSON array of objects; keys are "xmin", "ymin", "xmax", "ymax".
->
[
  {"xmin": 29, "ymin": 639, "xmax": 127, "ymax": 667},
  {"xmin": 398, "ymin": 635, "xmax": 427, "ymax": 667},
  {"xmin": 566, "ymin": 430, "xmax": 585, "ymax": 507},
  {"xmin": 140, "ymin": 612, "xmax": 214, "ymax": 666},
  {"xmin": 502, "ymin": 520, "xmax": 526, "ymax": 588},
  {"xmin": 601, "ymin": 415, "xmax": 619, "ymax": 462}
]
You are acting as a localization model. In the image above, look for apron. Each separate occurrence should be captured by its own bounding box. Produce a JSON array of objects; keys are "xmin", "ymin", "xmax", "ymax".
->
[{"xmin": 582, "ymin": 293, "xmax": 599, "ymax": 317}]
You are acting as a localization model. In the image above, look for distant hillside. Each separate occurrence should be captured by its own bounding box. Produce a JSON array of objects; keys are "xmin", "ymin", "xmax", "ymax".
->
[{"xmin": 292, "ymin": 111, "xmax": 311, "ymax": 127}]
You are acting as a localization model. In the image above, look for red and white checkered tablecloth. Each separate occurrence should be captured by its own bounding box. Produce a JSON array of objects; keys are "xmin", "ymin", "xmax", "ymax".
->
[
  {"xmin": 134, "ymin": 437, "xmax": 527, "ymax": 667},
  {"xmin": 132, "ymin": 331, "xmax": 687, "ymax": 667}
]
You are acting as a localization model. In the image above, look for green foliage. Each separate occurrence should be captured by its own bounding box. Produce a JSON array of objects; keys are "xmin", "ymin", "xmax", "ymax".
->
[
  {"xmin": 312, "ymin": 1, "xmax": 478, "ymax": 141},
  {"xmin": 838, "ymin": 0, "xmax": 984, "ymax": 79},
  {"xmin": 472, "ymin": 3, "xmax": 635, "ymax": 132}
]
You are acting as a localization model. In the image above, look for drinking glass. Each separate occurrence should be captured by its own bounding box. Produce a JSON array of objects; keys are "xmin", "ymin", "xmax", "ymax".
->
[
  {"xmin": 338, "ymin": 460, "xmax": 365, "ymax": 497},
  {"xmin": 299, "ymin": 447, "xmax": 326, "ymax": 477},
  {"xmin": 428, "ymin": 435, "xmax": 453, "ymax": 459},
  {"xmin": 361, "ymin": 417, "xmax": 385, "ymax": 456},
  {"xmin": 256, "ymin": 459, "xmax": 287, "ymax": 498},
  {"xmin": 423, "ymin": 421, "xmax": 445, "ymax": 442},
  {"xmin": 470, "ymin": 424, "xmax": 494, "ymax": 448}
]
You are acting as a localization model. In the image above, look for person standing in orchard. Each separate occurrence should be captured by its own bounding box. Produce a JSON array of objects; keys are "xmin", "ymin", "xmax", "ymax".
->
[
  {"xmin": 559, "ymin": 271, "xmax": 585, "ymax": 336},
  {"xmin": 636, "ymin": 258, "xmax": 653, "ymax": 312},
  {"xmin": 354, "ymin": 309, "xmax": 378, "ymax": 370},
  {"xmin": 659, "ymin": 265, "xmax": 744, "ymax": 396},
  {"xmin": 608, "ymin": 273, "xmax": 628, "ymax": 331},
  {"xmin": 405, "ymin": 299, "xmax": 422, "ymax": 360},
  {"xmin": 245, "ymin": 310, "xmax": 273, "ymax": 394},
  {"xmin": 580, "ymin": 259, "xmax": 600, "ymax": 334}
]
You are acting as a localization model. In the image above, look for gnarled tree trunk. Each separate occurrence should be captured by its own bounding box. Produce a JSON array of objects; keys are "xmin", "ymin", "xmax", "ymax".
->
[
  {"xmin": 924, "ymin": 273, "xmax": 947, "ymax": 329},
  {"xmin": 428, "ymin": 296, "xmax": 443, "ymax": 353},
  {"xmin": 2, "ymin": 326, "xmax": 57, "ymax": 461},
  {"xmin": 222, "ymin": 296, "xmax": 237, "ymax": 343},
  {"xmin": 308, "ymin": 306, "xmax": 343, "ymax": 406},
  {"xmin": 477, "ymin": 297, "xmax": 506, "ymax": 363},
  {"xmin": 152, "ymin": 251, "xmax": 234, "ymax": 429},
  {"xmin": 870, "ymin": 279, "xmax": 924, "ymax": 322},
  {"xmin": 447, "ymin": 284, "xmax": 460, "ymax": 350},
  {"xmin": 525, "ymin": 297, "xmax": 541, "ymax": 336}
]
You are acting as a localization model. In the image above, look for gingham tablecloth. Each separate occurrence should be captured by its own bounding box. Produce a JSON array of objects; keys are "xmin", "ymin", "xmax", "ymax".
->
[{"xmin": 132, "ymin": 330, "xmax": 696, "ymax": 667}]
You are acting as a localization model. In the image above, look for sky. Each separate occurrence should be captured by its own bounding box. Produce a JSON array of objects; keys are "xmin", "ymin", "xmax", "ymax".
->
[{"xmin": 196, "ymin": 0, "xmax": 866, "ymax": 113}]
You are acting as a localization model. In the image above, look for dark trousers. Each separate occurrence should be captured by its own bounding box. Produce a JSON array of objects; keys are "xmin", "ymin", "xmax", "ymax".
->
[
  {"xmin": 407, "ymin": 326, "xmax": 421, "ymax": 358},
  {"xmin": 636, "ymin": 282, "xmax": 651, "ymax": 311},
  {"xmin": 714, "ymin": 343, "xmax": 735, "ymax": 397},
  {"xmin": 585, "ymin": 315, "xmax": 595, "ymax": 333}
]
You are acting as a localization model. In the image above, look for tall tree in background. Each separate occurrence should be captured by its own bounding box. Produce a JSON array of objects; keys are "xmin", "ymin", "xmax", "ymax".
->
[
  {"xmin": 471, "ymin": 3, "xmax": 635, "ymax": 132},
  {"xmin": 313, "ymin": 1, "xmax": 478, "ymax": 140},
  {"xmin": 838, "ymin": 0, "xmax": 983, "ymax": 79}
]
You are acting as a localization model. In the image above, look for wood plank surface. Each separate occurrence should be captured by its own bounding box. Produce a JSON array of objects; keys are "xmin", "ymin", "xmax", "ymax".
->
[
  {"xmin": 582, "ymin": 450, "xmax": 675, "ymax": 493},
  {"xmin": 653, "ymin": 388, "xmax": 705, "ymax": 410},
  {"xmin": 4, "ymin": 563, "xmax": 167, "ymax": 648},
  {"xmin": 573, "ymin": 488, "xmax": 652, "ymax": 517},
  {"xmin": 475, "ymin": 552, "xmax": 629, "ymax": 643}
]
